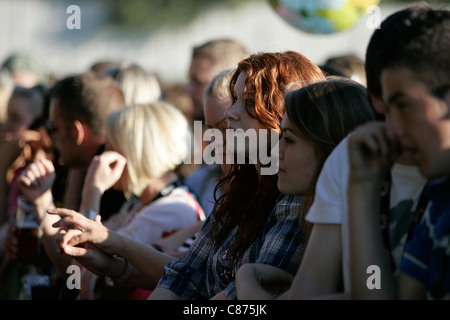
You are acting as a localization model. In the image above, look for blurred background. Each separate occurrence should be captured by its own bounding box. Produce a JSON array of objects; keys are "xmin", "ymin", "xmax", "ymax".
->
[{"xmin": 0, "ymin": 0, "xmax": 447, "ymax": 84}]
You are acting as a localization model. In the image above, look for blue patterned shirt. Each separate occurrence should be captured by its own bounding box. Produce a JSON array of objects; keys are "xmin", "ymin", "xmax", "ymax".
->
[
  {"xmin": 399, "ymin": 176, "xmax": 450, "ymax": 299},
  {"xmin": 155, "ymin": 194, "xmax": 305, "ymax": 299}
]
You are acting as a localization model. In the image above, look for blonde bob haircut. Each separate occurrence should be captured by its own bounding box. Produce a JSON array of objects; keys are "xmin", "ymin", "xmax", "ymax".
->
[{"xmin": 105, "ymin": 102, "xmax": 190, "ymax": 198}]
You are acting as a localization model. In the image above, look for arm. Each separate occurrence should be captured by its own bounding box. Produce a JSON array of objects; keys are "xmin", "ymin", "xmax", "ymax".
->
[
  {"xmin": 286, "ymin": 223, "xmax": 343, "ymax": 299},
  {"xmin": 230, "ymin": 195, "xmax": 305, "ymax": 300},
  {"xmin": 0, "ymin": 132, "xmax": 36, "ymax": 224},
  {"xmin": 18, "ymin": 158, "xmax": 72, "ymax": 275},
  {"xmin": 284, "ymin": 136, "xmax": 350, "ymax": 299},
  {"xmin": 79, "ymin": 151, "xmax": 127, "ymax": 216},
  {"xmin": 347, "ymin": 122, "xmax": 398, "ymax": 299},
  {"xmin": 149, "ymin": 287, "xmax": 186, "ymax": 300},
  {"xmin": 236, "ymin": 263, "xmax": 294, "ymax": 300},
  {"xmin": 63, "ymin": 168, "xmax": 87, "ymax": 211},
  {"xmin": 51, "ymin": 208, "xmax": 174, "ymax": 289},
  {"xmin": 153, "ymin": 221, "xmax": 203, "ymax": 253},
  {"xmin": 109, "ymin": 233, "xmax": 174, "ymax": 289},
  {"xmin": 150, "ymin": 216, "xmax": 215, "ymax": 299}
]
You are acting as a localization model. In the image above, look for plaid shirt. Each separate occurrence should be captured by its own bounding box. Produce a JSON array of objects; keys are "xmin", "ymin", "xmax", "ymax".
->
[{"xmin": 155, "ymin": 194, "xmax": 305, "ymax": 299}]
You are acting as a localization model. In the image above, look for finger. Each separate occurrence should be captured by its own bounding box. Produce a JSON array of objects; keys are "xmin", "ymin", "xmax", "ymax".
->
[
  {"xmin": 63, "ymin": 244, "xmax": 89, "ymax": 257},
  {"xmin": 99, "ymin": 152, "xmax": 127, "ymax": 172},
  {"xmin": 357, "ymin": 133, "xmax": 380, "ymax": 156},
  {"xmin": 25, "ymin": 161, "xmax": 49, "ymax": 189},
  {"xmin": 55, "ymin": 229, "xmax": 66, "ymax": 254},
  {"xmin": 19, "ymin": 130, "xmax": 42, "ymax": 147},
  {"xmin": 66, "ymin": 232, "xmax": 91, "ymax": 247},
  {"xmin": 28, "ymin": 161, "xmax": 46, "ymax": 180},
  {"xmin": 39, "ymin": 157, "xmax": 55, "ymax": 173},
  {"xmin": 18, "ymin": 174, "xmax": 33, "ymax": 188},
  {"xmin": 60, "ymin": 228, "xmax": 83, "ymax": 248},
  {"xmin": 100, "ymin": 150, "xmax": 127, "ymax": 163},
  {"xmin": 49, "ymin": 208, "xmax": 88, "ymax": 229},
  {"xmin": 23, "ymin": 166, "xmax": 37, "ymax": 185},
  {"xmin": 48, "ymin": 207, "xmax": 81, "ymax": 218},
  {"xmin": 52, "ymin": 215, "xmax": 81, "ymax": 230}
]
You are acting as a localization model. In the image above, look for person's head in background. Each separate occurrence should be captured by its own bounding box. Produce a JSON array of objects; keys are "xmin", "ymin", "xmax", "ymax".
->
[
  {"xmin": 161, "ymin": 82, "xmax": 195, "ymax": 127},
  {"xmin": 1, "ymin": 86, "xmax": 44, "ymax": 140},
  {"xmin": 186, "ymin": 39, "xmax": 249, "ymax": 122},
  {"xmin": 89, "ymin": 60, "xmax": 120, "ymax": 77},
  {"xmin": 203, "ymin": 67, "xmax": 236, "ymax": 175},
  {"xmin": 366, "ymin": 3, "xmax": 450, "ymax": 178},
  {"xmin": 103, "ymin": 63, "xmax": 162, "ymax": 106},
  {"xmin": 47, "ymin": 72, "xmax": 125, "ymax": 168},
  {"xmin": 214, "ymin": 50, "xmax": 326, "ymax": 264},
  {"xmin": 0, "ymin": 70, "xmax": 14, "ymax": 123},
  {"xmin": 279, "ymin": 77, "xmax": 375, "ymax": 237},
  {"xmin": 322, "ymin": 54, "xmax": 366, "ymax": 86},
  {"xmin": 1, "ymin": 53, "xmax": 50, "ymax": 88},
  {"xmin": 104, "ymin": 102, "xmax": 191, "ymax": 199}
]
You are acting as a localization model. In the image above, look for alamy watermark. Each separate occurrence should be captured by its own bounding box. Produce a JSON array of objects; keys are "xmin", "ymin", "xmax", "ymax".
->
[
  {"xmin": 64, "ymin": 263, "xmax": 382, "ymax": 291},
  {"xmin": 66, "ymin": 5, "xmax": 81, "ymax": 30},
  {"xmin": 67, "ymin": 4, "xmax": 382, "ymax": 31},
  {"xmin": 366, "ymin": 5, "xmax": 381, "ymax": 30},
  {"xmin": 366, "ymin": 265, "xmax": 381, "ymax": 290},
  {"xmin": 66, "ymin": 264, "xmax": 81, "ymax": 290},
  {"xmin": 185, "ymin": 121, "xmax": 280, "ymax": 176}
]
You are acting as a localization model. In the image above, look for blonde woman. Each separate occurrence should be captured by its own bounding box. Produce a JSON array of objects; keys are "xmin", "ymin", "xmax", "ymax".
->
[
  {"xmin": 80, "ymin": 102, "xmax": 204, "ymax": 242},
  {"xmin": 19, "ymin": 102, "xmax": 205, "ymax": 299},
  {"xmin": 104, "ymin": 63, "xmax": 162, "ymax": 106}
]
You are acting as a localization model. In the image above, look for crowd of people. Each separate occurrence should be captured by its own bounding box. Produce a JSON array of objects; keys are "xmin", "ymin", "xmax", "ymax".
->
[{"xmin": 0, "ymin": 2, "xmax": 449, "ymax": 301}]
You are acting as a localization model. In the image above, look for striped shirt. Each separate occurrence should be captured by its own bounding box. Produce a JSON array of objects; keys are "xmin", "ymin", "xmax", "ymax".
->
[{"xmin": 155, "ymin": 194, "xmax": 305, "ymax": 299}]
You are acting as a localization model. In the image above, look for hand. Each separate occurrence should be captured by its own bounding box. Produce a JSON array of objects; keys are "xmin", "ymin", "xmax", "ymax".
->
[
  {"xmin": 84, "ymin": 151, "xmax": 127, "ymax": 194},
  {"xmin": 347, "ymin": 122, "xmax": 400, "ymax": 182},
  {"xmin": 0, "ymin": 130, "xmax": 42, "ymax": 168},
  {"xmin": 18, "ymin": 158, "xmax": 55, "ymax": 219},
  {"xmin": 56, "ymin": 227, "xmax": 120, "ymax": 285},
  {"xmin": 50, "ymin": 207, "xmax": 118, "ymax": 256},
  {"xmin": 236, "ymin": 263, "xmax": 293, "ymax": 300},
  {"xmin": 19, "ymin": 158, "xmax": 55, "ymax": 201}
]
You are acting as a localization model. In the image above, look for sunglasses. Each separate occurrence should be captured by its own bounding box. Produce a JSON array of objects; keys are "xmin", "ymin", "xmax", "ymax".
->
[{"xmin": 45, "ymin": 120, "xmax": 72, "ymax": 135}]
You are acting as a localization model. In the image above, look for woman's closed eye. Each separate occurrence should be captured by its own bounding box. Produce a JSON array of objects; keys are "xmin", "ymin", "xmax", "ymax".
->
[
  {"xmin": 283, "ymin": 136, "xmax": 294, "ymax": 144},
  {"xmin": 280, "ymin": 130, "xmax": 295, "ymax": 144}
]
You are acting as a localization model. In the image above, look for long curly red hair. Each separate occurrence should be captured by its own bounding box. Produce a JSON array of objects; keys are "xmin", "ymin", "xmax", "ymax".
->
[{"xmin": 211, "ymin": 51, "xmax": 325, "ymax": 264}]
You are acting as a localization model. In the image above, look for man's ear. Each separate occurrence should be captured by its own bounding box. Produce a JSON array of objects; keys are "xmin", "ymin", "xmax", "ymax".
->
[
  {"xmin": 369, "ymin": 92, "xmax": 387, "ymax": 115},
  {"xmin": 72, "ymin": 120, "xmax": 86, "ymax": 146}
]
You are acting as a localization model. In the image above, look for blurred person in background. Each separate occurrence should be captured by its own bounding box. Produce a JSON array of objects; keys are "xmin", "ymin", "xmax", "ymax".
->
[
  {"xmin": 183, "ymin": 39, "xmax": 249, "ymax": 214},
  {"xmin": 1, "ymin": 53, "xmax": 50, "ymax": 88},
  {"xmin": 103, "ymin": 62, "xmax": 162, "ymax": 106}
]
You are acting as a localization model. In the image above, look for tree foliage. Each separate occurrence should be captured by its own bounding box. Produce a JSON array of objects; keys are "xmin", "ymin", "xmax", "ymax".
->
[
  {"xmin": 101, "ymin": 0, "xmax": 260, "ymax": 31},
  {"xmin": 85, "ymin": 0, "xmax": 448, "ymax": 31}
]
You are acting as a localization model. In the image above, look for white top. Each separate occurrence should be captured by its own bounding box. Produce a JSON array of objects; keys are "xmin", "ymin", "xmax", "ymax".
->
[{"xmin": 105, "ymin": 186, "xmax": 205, "ymax": 245}]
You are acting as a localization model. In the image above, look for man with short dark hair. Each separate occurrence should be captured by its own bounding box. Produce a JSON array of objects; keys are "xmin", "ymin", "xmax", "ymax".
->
[
  {"xmin": 186, "ymin": 39, "xmax": 249, "ymax": 123},
  {"xmin": 48, "ymin": 72, "xmax": 124, "ymax": 168},
  {"xmin": 348, "ymin": 4, "xmax": 450, "ymax": 299},
  {"xmin": 18, "ymin": 72, "xmax": 126, "ymax": 276}
]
